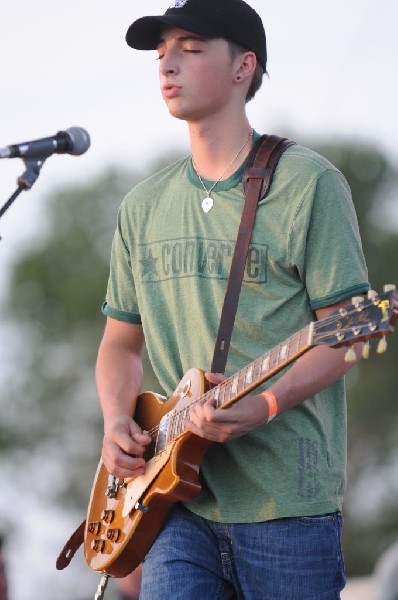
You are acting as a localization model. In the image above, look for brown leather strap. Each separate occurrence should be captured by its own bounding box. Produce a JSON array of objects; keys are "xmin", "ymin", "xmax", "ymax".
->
[
  {"xmin": 56, "ymin": 519, "xmax": 86, "ymax": 570},
  {"xmin": 243, "ymin": 134, "xmax": 296, "ymax": 200},
  {"xmin": 210, "ymin": 134, "xmax": 295, "ymax": 375}
]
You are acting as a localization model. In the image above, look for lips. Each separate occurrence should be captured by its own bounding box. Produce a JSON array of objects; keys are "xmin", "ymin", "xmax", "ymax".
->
[{"xmin": 162, "ymin": 84, "xmax": 182, "ymax": 98}]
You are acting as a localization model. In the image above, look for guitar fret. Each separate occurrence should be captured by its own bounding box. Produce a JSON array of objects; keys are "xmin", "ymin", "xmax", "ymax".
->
[
  {"xmin": 231, "ymin": 375, "xmax": 239, "ymax": 395},
  {"xmin": 219, "ymin": 383, "xmax": 227, "ymax": 407},
  {"xmin": 293, "ymin": 331, "xmax": 300, "ymax": 354},
  {"xmin": 173, "ymin": 412, "xmax": 180, "ymax": 438},
  {"xmin": 245, "ymin": 365, "xmax": 254, "ymax": 385},
  {"xmin": 166, "ymin": 414, "xmax": 173, "ymax": 444},
  {"xmin": 181, "ymin": 407, "xmax": 189, "ymax": 432},
  {"xmin": 279, "ymin": 342, "xmax": 289, "ymax": 362},
  {"xmin": 291, "ymin": 331, "xmax": 298, "ymax": 355},
  {"xmin": 204, "ymin": 390, "xmax": 213, "ymax": 408},
  {"xmin": 238, "ymin": 371, "xmax": 246, "ymax": 393},
  {"xmin": 171, "ymin": 411, "xmax": 178, "ymax": 439},
  {"xmin": 269, "ymin": 348, "xmax": 278, "ymax": 370},
  {"xmin": 166, "ymin": 415, "xmax": 172, "ymax": 443},
  {"xmin": 254, "ymin": 357, "xmax": 262, "ymax": 382},
  {"xmin": 167, "ymin": 413, "xmax": 173, "ymax": 442},
  {"xmin": 173, "ymin": 409, "xmax": 182, "ymax": 440},
  {"xmin": 213, "ymin": 386, "xmax": 220, "ymax": 404},
  {"xmin": 224, "ymin": 382, "xmax": 232, "ymax": 405},
  {"xmin": 261, "ymin": 354, "xmax": 270, "ymax": 374}
]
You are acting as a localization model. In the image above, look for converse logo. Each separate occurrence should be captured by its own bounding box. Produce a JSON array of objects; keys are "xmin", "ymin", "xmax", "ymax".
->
[{"xmin": 169, "ymin": 0, "xmax": 189, "ymax": 8}]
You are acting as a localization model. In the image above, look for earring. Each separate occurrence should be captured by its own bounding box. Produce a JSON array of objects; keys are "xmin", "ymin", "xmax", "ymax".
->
[{"xmin": 236, "ymin": 75, "xmax": 241, "ymax": 81}]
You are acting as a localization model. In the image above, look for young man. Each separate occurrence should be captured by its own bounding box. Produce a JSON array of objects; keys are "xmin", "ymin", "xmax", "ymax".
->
[{"xmin": 97, "ymin": 1, "xmax": 369, "ymax": 597}]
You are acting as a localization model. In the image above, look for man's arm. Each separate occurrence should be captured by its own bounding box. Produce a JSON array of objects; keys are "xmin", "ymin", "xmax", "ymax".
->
[
  {"xmin": 96, "ymin": 317, "xmax": 151, "ymax": 477},
  {"xmin": 186, "ymin": 298, "xmax": 363, "ymax": 442}
]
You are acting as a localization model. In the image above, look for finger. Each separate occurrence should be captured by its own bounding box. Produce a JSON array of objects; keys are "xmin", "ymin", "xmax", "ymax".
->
[
  {"xmin": 131, "ymin": 430, "xmax": 152, "ymax": 446},
  {"xmin": 102, "ymin": 441, "xmax": 146, "ymax": 477},
  {"xmin": 112, "ymin": 430, "xmax": 149, "ymax": 457},
  {"xmin": 128, "ymin": 421, "xmax": 152, "ymax": 444},
  {"xmin": 184, "ymin": 418, "xmax": 224, "ymax": 442},
  {"xmin": 205, "ymin": 371, "xmax": 227, "ymax": 385},
  {"xmin": 185, "ymin": 418, "xmax": 235, "ymax": 443},
  {"xmin": 189, "ymin": 398, "xmax": 214, "ymax": 422},
  {"xmin": 202, "ymin": 395, "xmax": 217, "ymax": 420}
]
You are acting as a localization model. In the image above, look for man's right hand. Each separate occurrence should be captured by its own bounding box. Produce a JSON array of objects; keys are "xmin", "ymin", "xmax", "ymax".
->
[{"xmin": 102, "ymin": 415, "xmax": 151, "ymax": 479}]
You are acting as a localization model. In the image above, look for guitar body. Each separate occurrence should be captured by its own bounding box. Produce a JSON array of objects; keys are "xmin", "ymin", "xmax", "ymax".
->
[{"xmin": 84, "ymin": 368, "xmax": 212, "ymax": 577}]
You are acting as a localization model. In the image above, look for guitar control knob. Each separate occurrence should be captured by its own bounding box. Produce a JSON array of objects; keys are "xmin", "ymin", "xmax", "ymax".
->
[
  {"xmin": 101, "ymin": 509, "xmax": 115, "ymax": 523},
  {"xmin": 352, "ymin": 296, "xmax": 364, "ymax": 306},
  {"xmin": 362, "ymin": 341, "xmax": 370, "ymax": 359},
  {"xmin": 106, "ymin": 528, "xmax": 121, "ymax": 542},
  {"xmin": 344, "ymin": 347, "xmax": 357, "ymax": 363},
  {"xmin": 91, "ymin": 539, "xmax": 105, "ymax": 553},
  {"xmin": 87, "ymin": 521, "xmax": 101, "ymax": 535},
  {"xmin": 367, "ymin": 290, "xmax": 377, "ymax": 300},
  {"xmin": 377, "ymin": 336, "xmax": 387, "ymax": 354}
]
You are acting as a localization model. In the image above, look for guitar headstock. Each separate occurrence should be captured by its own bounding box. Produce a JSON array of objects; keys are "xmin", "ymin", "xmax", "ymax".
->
[{"xmin": 313, "ymin": 285, "xmax": 398, "ymax": 359}]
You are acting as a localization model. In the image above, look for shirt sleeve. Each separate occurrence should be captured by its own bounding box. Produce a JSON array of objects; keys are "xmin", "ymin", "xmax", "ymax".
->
[
  {"xmin": 289, "ymin": 168, "xmax": 369, "ymax": 310},
  {"xmin": 102, "ymin": 204, "xmax": 142, "ymax": 324}
]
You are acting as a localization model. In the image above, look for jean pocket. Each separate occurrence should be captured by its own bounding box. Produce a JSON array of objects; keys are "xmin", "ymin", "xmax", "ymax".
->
[{"xmin": 297, "ymin": 512, "xmax": 340, "ymax": 524}]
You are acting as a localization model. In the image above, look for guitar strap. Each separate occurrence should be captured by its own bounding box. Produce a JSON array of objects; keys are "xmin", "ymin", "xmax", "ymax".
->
[
  {"xmin": 210, "ymin": 134, "xmax": 295, "ymax": 374},
  {"xmin": 56, "ymin": 133, "xmax": 295, "ymax": 573}
]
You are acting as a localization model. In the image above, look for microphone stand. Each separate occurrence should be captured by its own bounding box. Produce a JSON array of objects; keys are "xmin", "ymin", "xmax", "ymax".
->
[{"xmin": 0, "ymin": 156, "xmax": 46, "ymax": 240}]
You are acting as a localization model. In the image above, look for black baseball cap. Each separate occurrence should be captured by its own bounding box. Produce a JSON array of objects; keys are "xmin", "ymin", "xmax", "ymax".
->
[{"xmin": 126, "ymin": 0, "xmax": 267, "ymax": 72}]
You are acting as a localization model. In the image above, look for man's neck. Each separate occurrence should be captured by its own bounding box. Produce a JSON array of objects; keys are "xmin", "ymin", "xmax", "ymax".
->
[{"xmin": 188, "ymin": 115, "xmax": 253, "ymax": 181}]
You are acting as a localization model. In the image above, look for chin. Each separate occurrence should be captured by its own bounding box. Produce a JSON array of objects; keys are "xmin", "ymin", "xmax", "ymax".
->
[
  {"xmin": 164, "ymin": 98, "xmax": 206, "ymax": 122},
  {"xmin": 168, "ymin": 106, "xmax": 208, "ymax": 123}
]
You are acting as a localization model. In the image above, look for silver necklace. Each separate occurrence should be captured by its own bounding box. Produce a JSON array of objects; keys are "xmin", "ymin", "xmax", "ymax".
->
[{"xmin": 192, "ymin": 129, "xmax": 254, "ymax": 213}]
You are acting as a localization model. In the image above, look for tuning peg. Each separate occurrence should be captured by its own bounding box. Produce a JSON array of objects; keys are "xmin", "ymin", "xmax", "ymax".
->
[
  {"xmin": 352, "ymin": 295, "xmax": 364, "ymax": 305},
  {"xmin": 344, "ymin": 347, "xmax": 357, "ymax": 363},
  {"xmin": 383, "ymin": 284, "xmax": 396, "ymax": 292},
  {"xmin": 362, "ymin": 341, "xmax": 370, "ymax": 359},
  {"xmin": 377, "ymin": 337, "xmax": 388, "ymax": 354},
  {"xmin": 367, "ymin": 289, "xmax": 378, "ymax": 300}
]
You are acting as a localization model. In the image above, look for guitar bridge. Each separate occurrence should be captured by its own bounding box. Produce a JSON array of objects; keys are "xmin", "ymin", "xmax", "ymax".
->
[{"xmin": 105, "ymin": 476, "xmax": 123, "ymax": 499}]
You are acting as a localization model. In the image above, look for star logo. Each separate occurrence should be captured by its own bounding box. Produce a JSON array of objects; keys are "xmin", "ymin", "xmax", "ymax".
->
[
  {"xmin": 169, "ymin": 0, "xmax": 189, "ymax": 8},
  {"xmin": 139, "ymin": 249, "xmax": 159, "ymax": 278}
]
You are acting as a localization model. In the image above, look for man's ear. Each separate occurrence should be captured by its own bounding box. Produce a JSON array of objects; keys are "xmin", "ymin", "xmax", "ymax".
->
[{"xmin": 234, "ymin": 51, "xmax": 257, "ymax": 83}]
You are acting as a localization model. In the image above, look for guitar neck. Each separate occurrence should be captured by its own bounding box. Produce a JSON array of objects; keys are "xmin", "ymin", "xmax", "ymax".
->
[
  {"xmin": 155, "ymin": 322, "xmax": 315, "ymax": 453},
  {"xmin": 166, "ymin": 287, "xmax": 398, "ymax": 439},
  {"xmin": 211, "ymin": 322, "xmax": 314, "ymax": 409}
]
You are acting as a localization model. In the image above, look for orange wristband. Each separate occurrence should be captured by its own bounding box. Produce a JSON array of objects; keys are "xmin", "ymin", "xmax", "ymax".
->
[{"xmin": 261, "ymin": 390, "xmax": 278, "ymax": 423}]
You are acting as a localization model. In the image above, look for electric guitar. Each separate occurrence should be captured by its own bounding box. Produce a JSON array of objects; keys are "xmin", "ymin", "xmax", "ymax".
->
[{"xmin": 83, "ymin": 286, "xmax": 397, "ymax": 577}]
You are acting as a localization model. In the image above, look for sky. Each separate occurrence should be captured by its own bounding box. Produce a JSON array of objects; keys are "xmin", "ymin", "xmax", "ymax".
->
[
  {"xmin": 0, "ymin": 2, "xmax": 398, "ymax": 598},
  {"xmin": 0, "ymin": 0, "xmax": 397, "ymax": 277}
]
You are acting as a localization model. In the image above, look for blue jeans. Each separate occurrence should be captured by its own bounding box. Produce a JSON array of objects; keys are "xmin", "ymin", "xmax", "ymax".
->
[{"xmin": 140, "ymin": 503, "xmax": 346, "ymax": 599}]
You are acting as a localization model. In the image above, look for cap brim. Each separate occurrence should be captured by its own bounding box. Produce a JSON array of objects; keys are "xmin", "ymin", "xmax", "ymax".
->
[{"xmin": 126, "ymin": 15, "xmax": 224, "ymax": 50}]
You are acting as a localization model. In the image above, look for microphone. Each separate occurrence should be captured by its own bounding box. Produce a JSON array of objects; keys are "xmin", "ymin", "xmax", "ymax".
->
[{"xmin": 0, "ymin": 127, "xmax": 90, "ymax": 160}]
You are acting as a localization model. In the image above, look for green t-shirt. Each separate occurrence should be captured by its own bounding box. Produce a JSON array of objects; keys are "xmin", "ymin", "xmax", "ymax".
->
[{"xmin": 103, "ymin": 142, "xmax": 369, "ymax": 522}]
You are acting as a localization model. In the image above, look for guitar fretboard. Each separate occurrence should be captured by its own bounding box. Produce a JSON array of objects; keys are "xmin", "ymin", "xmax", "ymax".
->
[{"xmin": 152, "ymin": 323, "xmax": 314, "ymax": 455}]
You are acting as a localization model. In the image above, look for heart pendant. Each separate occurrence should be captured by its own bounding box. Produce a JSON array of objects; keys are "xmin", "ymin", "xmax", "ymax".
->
[{"xmin": 201, "ymin": 197, "xmax": 214, "ymax": 213}]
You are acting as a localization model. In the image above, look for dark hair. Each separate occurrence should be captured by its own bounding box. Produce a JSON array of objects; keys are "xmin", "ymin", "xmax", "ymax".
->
[{"xmin": 227, "ymin": 40, "xmax": 265, "ymax": 103}]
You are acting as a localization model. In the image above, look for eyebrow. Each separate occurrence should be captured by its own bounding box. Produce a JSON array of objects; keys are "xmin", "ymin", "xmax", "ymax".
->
[{"xmin": 156, "ymin": 35, "xmax": 209, "ymax": 49}]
